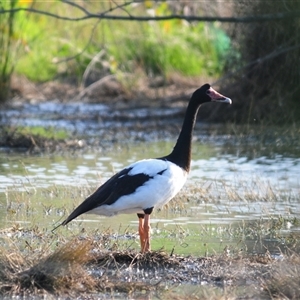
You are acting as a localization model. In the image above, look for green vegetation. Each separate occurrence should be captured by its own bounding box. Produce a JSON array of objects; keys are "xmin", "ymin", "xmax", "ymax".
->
[
  {"xmin": 0, "ymin": 0, "xmax": 18, "ymax": 102},
  {"xmin": 0, "ymin": 1, "xmax": 230, "ymax": 98},
  {"xmin": 1, "ymin": 1, "xmax": 300, "ymax": 123},
  {"xmin": 17, "ymin": 126, "xmax": 68, "ymax": 140},
  {"xmin": 11, "ymin": 2, "xmax": 93, "ymax": 82},
  {"xmin": 109, "ymin": 21, "xmax": 229, "ymax": 77},
  {"xmin": 0, "ymin": 126, "xmax": 70, "ymax": 152}
]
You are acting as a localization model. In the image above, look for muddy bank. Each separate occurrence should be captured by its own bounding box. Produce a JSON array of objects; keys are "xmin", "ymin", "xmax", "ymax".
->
[
  {"xmin": 1, "ymin": 75, "xmax": 230, "ymax": 153},
  {"xmin": 2, "ymin": 235, "xmax": 298, "ymax": 299},
  {"xmin": 9, "ymin": 74, "xmax": 202, "ymax": 106},
  {"xmin": 0, "ymin": 99, "xmax": 185, "ymax": 152}
]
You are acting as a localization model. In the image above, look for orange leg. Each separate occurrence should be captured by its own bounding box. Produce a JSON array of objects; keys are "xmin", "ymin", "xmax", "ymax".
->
[
  {"xmin": 143, "ymin": 214, "xmax": 151, "ymax": 252},
  {"xmin": 138, "ymin": 215, "xmax": 145, "ymax": 251}
]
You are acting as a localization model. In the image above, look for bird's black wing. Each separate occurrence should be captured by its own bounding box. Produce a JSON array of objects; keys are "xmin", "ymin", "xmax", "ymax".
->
[{"xmin": 59, "ymin": 167, "xmax": 153, "ymax": 226}]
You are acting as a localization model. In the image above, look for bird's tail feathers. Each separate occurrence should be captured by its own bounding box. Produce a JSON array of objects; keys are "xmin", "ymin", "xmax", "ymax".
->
[{"xmin": 51, "ymin": 218, "xmax": 69, "ymax": 233}]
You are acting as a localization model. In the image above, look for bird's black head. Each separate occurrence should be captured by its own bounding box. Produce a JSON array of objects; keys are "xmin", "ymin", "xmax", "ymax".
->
[{"xmin": 192, "ymin": 83, "xmax": 232, "ymax": 105}]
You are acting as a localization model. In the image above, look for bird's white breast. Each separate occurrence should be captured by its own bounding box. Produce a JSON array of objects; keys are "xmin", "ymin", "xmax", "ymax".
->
[{"xmin": 90, "ymin": 159, "xmax": 188, "ymax": 216}]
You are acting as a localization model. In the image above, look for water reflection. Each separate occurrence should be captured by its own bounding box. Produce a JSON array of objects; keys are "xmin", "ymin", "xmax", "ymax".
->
[{"xmin": 1, "ymin": 141, "xmax": 299, "ymax": 192}]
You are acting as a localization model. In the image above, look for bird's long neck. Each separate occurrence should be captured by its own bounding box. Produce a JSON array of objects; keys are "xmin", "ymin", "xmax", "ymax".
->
[{"xmin": 164, "ymin": 99, "xmax": 201, "ymax": 172}]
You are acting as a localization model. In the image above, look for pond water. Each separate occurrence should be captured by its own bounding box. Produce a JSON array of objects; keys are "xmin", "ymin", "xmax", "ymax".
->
[
  {"xmin": 0, "ymin": 101, "xmax": 300, "ymax": 257},
  {"xmin": 1, "ymin": 138, "xmax": 299, "ymax": 256}
]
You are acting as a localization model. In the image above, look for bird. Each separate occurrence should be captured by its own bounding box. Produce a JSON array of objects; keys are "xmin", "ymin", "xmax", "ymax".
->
[{"xmin": 54, "ymin": 84, "xmax": 231, "ymax": 253}]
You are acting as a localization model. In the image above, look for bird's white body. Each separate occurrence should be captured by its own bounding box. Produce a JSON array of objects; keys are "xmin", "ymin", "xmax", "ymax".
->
[{"xmin": 88, "ymin": 159, "xmax": 188, "ymax": 216}]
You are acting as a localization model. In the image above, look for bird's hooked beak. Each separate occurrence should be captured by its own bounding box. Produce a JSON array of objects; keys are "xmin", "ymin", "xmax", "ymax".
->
[{"xmin": 207, "ymin": 87, "xmax": 232, "ymax": 104}]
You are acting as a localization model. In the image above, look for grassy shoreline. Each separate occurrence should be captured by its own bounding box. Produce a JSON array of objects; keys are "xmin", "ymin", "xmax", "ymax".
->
[
  {"xmin": 1, "ymin": 226, "xmax": 299, "ymax": 299},
  {"xmin": 1, "ymin": 175, "xmax": 300, "ymax": 298}
]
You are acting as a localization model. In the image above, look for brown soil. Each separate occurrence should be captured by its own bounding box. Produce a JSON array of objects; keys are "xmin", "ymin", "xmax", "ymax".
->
[
  {"xmin": 2, "ymin": 74, "xmax": 217, "ymax": 153},
  {"xmin": 9, "ymin": 74, "xmax": 213, "ymax": 107}
]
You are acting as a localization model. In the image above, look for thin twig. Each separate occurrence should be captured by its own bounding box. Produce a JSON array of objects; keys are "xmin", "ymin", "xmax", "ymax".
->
[
  {"xmin": 54, "ymin": 18, "xmax": 102, "ymax": 64},
  {"xmin": 0, "ymin": 6, "xmax": 299, "ymax": 23},
  {"xmin": 61, "ymin": 0, "xmax": 92, "ymax": 15},
  {"xmin": 100, "ymin": 0, "xmax": 135, "ymax": 17}
]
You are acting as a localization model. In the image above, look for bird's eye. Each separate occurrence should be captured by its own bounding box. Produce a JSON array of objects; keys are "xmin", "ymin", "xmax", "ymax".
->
[{"xmin": 206, "ymin": 90, "xmax": 211, "ymax": 95}]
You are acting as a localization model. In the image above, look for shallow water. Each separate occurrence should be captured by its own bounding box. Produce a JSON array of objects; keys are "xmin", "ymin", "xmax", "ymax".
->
[
  {"xmin": 0, "ymin": 101, "xmax": 300, "ymax": 256},
  {"xmin": 0, "ymin": 100, "xmax": 183, "ymax": 136},
  {"xmin": 1, "ymin": 139, "xmax": 299, "ymax": 256}
]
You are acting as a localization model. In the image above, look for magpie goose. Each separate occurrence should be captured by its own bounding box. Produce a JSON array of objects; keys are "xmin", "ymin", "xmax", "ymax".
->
[{"xmin": 54, "ymin": 84, "xmax": 231, "ymax": 253}]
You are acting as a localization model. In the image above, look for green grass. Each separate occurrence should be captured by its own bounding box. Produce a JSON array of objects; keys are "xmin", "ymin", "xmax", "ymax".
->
[
  {"xmin": 8, "ymin": 2, "xmax": 230, "ymax": 83},
  {"xmin": 18, "ymin": 126, "xmax": 69, "ymax": 140},
  {"xmin": 109, "ymin": 21, "xmax": 229, "ymax": 77},
  {"xmin": 0, "ymin": 125, "xmax": 70, "ymax": 153},
  {"xmin": 0, "ymin": 0, "xmax": 18, "ymax": 101},
  {"xmin": 2, "ymin": 125, "xmax": 69, "ymax": 140}
]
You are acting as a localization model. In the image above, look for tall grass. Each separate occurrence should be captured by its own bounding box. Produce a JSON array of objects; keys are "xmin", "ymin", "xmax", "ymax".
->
[
  {"xmin": 0, "ymin": 0, "xmax": 18, "ymax": 102},
  {"xmin": 12, "ymin": 2, "xmax": 91, "ymax": 83},
  {"xmin": 0, "ymin": 1, "xmax": 230, "ymax": 98},
  {"xmin": 108, "ymin": 20, "xmax": 229, "ymax": 78}
]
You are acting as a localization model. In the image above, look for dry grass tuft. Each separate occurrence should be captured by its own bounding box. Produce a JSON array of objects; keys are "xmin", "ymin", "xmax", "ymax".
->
[
  {"xmin": 0, "ymin": 238, "xmax": 96, "ymax": 297},
  {"xmin": 95, "ymin": 249, "xmax": 180, "ymax": 270},
  {"xmin": 18, "ymin": 239, "xmax": 95, "ymax": 294},
  {"xmin": 0, "ymin": 244, "xmax": 27, "ymax": 294},
  {"xmin": 1, "ymin": 234, "xmax": 300, "ymax": 299},
  {"xmin": 263, "ymin": 253, "xmax": 300, "ymax": 300}
]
